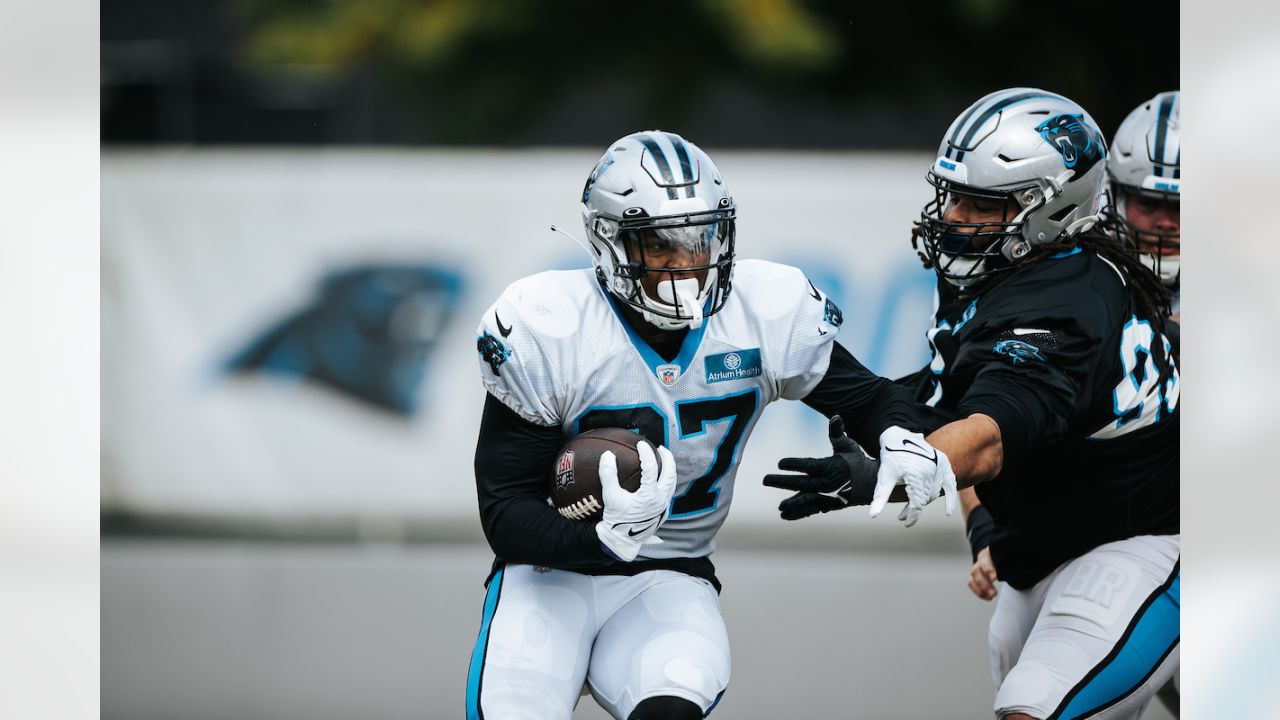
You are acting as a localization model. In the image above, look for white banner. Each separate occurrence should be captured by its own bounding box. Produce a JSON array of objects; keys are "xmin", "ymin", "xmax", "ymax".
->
[{"xmin": 102, "ymin": 148, "xmax": 946, "ymax": 526}]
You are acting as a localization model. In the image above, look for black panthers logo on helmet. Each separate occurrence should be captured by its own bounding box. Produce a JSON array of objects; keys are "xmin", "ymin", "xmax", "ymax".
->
[
  {"xmin": 227, "ymin": 263, "xmax": 462, "ymax": 416},
  {"xmin": 1035, "ymin": 114, "xmax": 1106, "ymax": 180}
]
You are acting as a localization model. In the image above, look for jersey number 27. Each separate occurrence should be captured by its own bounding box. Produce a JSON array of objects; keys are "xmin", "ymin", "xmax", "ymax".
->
[{"xmin": 577, "ymin": 389, "xmax": 759, "ymax": 518}]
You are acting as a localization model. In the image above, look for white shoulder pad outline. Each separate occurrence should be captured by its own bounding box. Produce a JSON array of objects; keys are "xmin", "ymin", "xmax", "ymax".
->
[
  {"xmin": 731, "ymin": 259, "xmax": 814, "ymax": 322},
  {"xmin": 474, "ymin": 270, "xmax": 597, "ymax": 426},
  {"xmin": 733, "ymin": 260, "xmax": 841, "ymax": 400},
  {"xmin": 496, "ymin": 269, "xmax": 594, "ymax": 339}
]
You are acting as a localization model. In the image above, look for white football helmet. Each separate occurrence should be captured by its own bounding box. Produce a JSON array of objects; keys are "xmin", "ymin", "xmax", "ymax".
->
[
  {"xmin": 581, "ymin": 131, "xmax": 735, "ymax": 330},
  {"xmin": 1108, "ymin": 91, "xmax": 1180, "ymax": 286},
  {"xmin": 917, "ymin": 88, "xmax": 1109, "ymax": 288}
]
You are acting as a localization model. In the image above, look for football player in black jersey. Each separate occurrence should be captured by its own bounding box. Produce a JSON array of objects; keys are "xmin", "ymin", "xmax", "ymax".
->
[
  {"xmin": 958, "ymin": 89, "xmax": 1182, "ymax": 611},
  {"xmin": 954, "ymin": 90, "xmax": 1184, "ymax": 717},
  {"xmin": 766, "ymin": 89, "xmax": 1179, "ymax": 720}
]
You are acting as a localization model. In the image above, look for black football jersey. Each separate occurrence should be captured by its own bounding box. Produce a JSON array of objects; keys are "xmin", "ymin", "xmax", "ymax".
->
[{"xmin": 898, "ymin": 248, "xmax": 1179, "ymax": 590}]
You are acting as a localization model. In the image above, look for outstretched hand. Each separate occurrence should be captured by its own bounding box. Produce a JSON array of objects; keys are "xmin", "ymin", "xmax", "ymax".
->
[
  {"xmin": 870, "ymin": 426, "xmax": 957, "ymax": 528},
  {"xmin": 763, "ymin": 416, "xmax": 879, "ymax": 521}
]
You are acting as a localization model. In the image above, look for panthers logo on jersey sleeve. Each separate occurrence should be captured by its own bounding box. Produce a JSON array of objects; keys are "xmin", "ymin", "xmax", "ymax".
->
[
  {"xmin": 476, "ymin": 331, "xmax": 511, "ymax": 376},
  {"xmin": 474, "ymin": 271, "xmax": 598, "ymax": 426}
]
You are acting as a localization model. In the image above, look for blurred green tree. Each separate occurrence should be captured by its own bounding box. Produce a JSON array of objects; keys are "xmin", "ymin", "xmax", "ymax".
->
[
  {"xmin": 236, "ymin": 0, "xmax": 851, "ymax": 142},
  {"xmin": 104, "ymin": 0, "xmax": 1177, "ymax": 147}
]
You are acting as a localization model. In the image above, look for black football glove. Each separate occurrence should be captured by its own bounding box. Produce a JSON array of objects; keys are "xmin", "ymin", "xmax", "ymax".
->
[{"xmin": 762, "ymin": 416, "xmax": 879, "ymax": 521}]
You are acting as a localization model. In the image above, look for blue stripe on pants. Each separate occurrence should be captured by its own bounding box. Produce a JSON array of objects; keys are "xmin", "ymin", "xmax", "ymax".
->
[
  {"xmin": 1053, "ymin": 565, "xmax": 1180, "ymax": 719},
  {"xmin": 465, "ymin": 568, "xmax": 505, "ymax": 720}
]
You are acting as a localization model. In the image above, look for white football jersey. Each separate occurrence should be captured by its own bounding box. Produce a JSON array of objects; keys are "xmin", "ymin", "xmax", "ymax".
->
[{"xmin": 475, "ymin": 259, "xmax": 841, "ymax": 558}]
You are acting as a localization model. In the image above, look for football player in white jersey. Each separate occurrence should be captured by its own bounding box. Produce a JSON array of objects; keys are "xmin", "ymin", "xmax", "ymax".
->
[{"xmin": 465, "ymin": 130, "xmax": 955, "ymax": 720}]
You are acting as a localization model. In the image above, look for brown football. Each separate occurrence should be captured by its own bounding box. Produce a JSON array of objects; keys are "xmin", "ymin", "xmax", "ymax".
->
[{"xmin": 550, "ymin": 428, "xmax": 653, "ymax": 522}]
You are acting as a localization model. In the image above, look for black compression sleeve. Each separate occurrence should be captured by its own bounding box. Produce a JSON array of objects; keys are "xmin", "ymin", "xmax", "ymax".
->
[
  {"xmin": 965, "ymin": 505, "xmax": 995, "ymax": 562},
  {"xmin": 801, "ymin": 341, "xmax": 924, "ymax": 451},
  {"xmin": 475, "ymin": 392, "xmax": 615, "ymax": 569}
]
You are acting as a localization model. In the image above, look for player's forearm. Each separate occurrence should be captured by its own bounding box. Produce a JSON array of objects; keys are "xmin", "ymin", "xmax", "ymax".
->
[
  {"xmin": 882, "ymin": 463, "xmax": 979, "ymax": 509},
  {"xmin": 802, "ymin": 342, "xmax": 922, "ymax": 448},
  {"xmin": 959, "ymin": 487, "xmax": 982, "ymax": 521},
  {"xmin": 925, "ymin": 413, "xmax": 1003, "ymax": 489},
  {"xmin": 480, "ymin": 497, "xmax": 614, "ymax": 568},
  {"xmin": 474, "ymin": 392, "xmax": 616, "ymax": 568}
]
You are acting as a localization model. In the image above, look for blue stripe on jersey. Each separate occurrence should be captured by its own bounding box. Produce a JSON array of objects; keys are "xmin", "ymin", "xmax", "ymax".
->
[
  {"xmin": 952, "ymin": 298, "xmax": 979, "ymax": 333},
  {"xmin": 604, "ymin": 293, "xmax": 710, "ymax": 379},
  {"xmin": 706, "ymin": 688, "xmax": 727, "ymax": 715},
  {"xmin": 1051, "ymin": 563, "xmax": 1180, "ymax": 720},
  {"xmin": 465, "ymin": 568, "xmax": 505, "ymax": 720},
  {"xmin": 1048, "ymin": 247, "xmax": 1082, "ymax": 259}
]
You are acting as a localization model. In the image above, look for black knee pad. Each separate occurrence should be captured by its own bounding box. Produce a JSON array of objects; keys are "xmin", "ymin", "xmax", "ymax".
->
[{"xmin": 628, "ymin": 695, "xmax": 703, "ymax": 720}]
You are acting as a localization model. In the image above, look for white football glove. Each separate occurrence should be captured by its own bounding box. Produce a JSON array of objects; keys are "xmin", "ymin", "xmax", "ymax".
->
[
  {"xmin": 595, "ymin": 441, "xmax": 678, "ymax": 562},
  {"xmin": 869, "ymin": 426, "xmax": 957, "ymax": 528}
]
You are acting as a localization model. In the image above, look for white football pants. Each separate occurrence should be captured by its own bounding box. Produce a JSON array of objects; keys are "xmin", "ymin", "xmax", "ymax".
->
[
  {"xmin": 466, "ymin": 564, "xmax": 730, "ymax": 720},
  {"xmin": 988, "ymin": 534, "xmax": 1180, "ymax": 719}
]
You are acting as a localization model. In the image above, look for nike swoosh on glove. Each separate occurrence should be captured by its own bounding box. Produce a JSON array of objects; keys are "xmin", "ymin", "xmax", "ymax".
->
[
  {"xmin": 595, "ymin": 441, "xmax": 678, "ymax": 562},
  {"xmin": 869, "ymin": 426, "xmax": 957, "ymax": 528},
  {"xmin": 762, "ymin": 416, "xmax": 878, "ymax": 521}
]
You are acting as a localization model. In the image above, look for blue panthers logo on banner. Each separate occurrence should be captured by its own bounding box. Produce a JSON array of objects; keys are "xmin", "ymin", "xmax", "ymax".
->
[
  {"xmin": 227, "ymin": 263, "xmax": 464, "ymax": 416},
  {"xmin": 1035, "ymin": 114, "xmax": 1106, "ymax": 179}
]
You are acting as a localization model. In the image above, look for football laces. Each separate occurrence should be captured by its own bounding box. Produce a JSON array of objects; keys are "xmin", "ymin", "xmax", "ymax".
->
[{"xmin": 558, "ymin": 495, "xmax": 603, "ymax": 521}]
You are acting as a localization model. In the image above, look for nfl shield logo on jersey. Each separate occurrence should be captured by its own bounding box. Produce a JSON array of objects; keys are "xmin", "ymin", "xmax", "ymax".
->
[
  {"xmin": 657, "ymin": 364, "xmax": 681, "ymax": 386},
  {"xmin": 555, "ymin": 450, "xmax": 575, "ymax": 489}
]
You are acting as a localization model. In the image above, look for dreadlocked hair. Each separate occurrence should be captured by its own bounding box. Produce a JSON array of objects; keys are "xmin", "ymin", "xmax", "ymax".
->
[
  {"xmin": 907, "ymin": 219, "xmax": 1177, "ymax": 386},
  {"xmin": 909, "ymin": 220, "xmax": 933, "ymax": 270}
]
